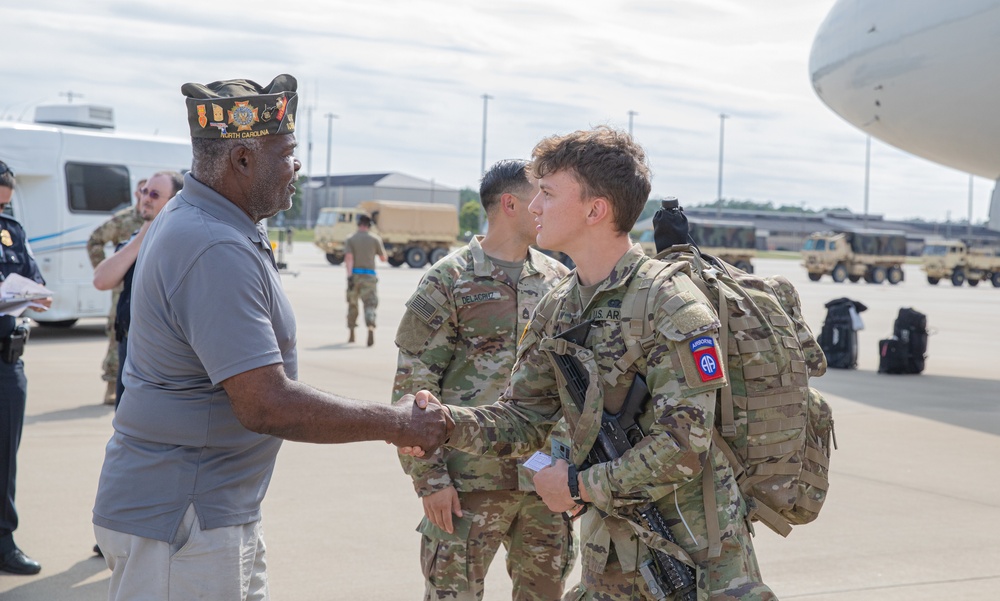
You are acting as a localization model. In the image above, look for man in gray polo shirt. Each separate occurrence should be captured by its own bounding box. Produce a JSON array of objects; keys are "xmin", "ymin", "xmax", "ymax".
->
[{"xmin": 92, "ymin": 74, "xmax": 452, "ymax": 601}]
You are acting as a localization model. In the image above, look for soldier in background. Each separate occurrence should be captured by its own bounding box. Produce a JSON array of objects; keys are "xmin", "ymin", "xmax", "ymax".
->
[
  {"xmin": 393, "ymin": 159, "xmax": 574, "ymax": 601},
  {"xmin": 344, "ymin": 214, "xmax": 386, "ymax": 346},
  {"xmin": 87, "ymin": 179, "xmax": 145, "ymax": 405}
]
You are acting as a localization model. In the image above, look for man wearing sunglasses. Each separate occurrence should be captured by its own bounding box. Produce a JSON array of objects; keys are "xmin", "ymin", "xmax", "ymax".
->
[
  {"xmin": 92, "ymin": 171, "xmax": 184, "ymax": 408},
  {"xmin": 0, "ymin": 160, "xmax": 53, "ymax": 575}
]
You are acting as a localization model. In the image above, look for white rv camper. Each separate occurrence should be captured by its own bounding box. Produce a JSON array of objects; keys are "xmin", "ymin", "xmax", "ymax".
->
[{"xmin": 0, "ymin": 104, "xmax": 191, "ymax": 326}]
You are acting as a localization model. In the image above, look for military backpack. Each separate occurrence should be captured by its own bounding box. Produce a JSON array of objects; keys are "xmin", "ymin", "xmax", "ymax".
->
[{"xmin": 619, "ymin": 247, "xmax": 836, "ymax": 538}]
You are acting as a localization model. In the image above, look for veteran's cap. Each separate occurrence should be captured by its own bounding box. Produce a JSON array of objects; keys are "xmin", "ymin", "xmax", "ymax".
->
[{"xmin": 181, "ymin": 74, "xmax": 297, "ymax": 140}]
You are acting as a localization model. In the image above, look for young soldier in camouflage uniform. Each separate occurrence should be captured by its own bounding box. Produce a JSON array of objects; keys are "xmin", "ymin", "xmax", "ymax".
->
[
  {"xmin": 394, "ymin": 160, "xmax": 574, "ymax": 601},
  {"xmin": 345, "ymin": 214, "xmax": 386, "ymax": 346},
  {"xmin": 87, "ymin": 180, "xmax": 145, "ymax": 404},
  {"xmin": 401, "ymin": 127, "xmax": 775, "ymax": 600}
]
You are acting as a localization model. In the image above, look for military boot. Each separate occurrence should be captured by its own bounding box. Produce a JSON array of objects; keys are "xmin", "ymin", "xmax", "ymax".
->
[
  {"xmin": 367, "ymin": 326, "xmax": 375, "ymax": 347},
  {"xmin": 348, "ymin": 328, "xmax": 355, "ymax": 343},
  {"xmin": 104, "ymin": 381, "xmax": 116, "ymax": 406}
]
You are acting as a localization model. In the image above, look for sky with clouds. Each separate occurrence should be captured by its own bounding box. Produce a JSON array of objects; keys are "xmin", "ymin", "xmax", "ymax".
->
[{"xmin": 2, "ymin": 0, "xmax": 991, "ymax": 222}]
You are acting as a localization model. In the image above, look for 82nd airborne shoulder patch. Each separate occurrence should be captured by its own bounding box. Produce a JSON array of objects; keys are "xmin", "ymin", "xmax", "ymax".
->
[{"xmin": 689, "ymin": 336, "xmax": 723, "ymax": 382}]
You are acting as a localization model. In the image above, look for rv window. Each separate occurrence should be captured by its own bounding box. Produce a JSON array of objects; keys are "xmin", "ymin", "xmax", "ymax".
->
[{"xmin": 65, "ymin": 162, "xmax": 131, "ymax": 213}]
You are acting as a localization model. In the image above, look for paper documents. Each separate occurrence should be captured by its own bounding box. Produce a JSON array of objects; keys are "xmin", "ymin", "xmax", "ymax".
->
[{"xmin": 0, "ymin": 273, "xmax": 53, "ymax": 316}]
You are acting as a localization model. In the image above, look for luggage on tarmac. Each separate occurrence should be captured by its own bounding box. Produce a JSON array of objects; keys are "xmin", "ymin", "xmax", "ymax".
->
[
  {"xmin": 878, "ymin": 307, "xmax": 928, "ymax": 375},
  {"xmin": 818, "ymin": 298, "xmax": 867, "ymax": 369}
]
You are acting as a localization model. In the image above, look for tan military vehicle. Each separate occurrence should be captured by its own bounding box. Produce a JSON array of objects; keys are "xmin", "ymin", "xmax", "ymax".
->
[
  {"xmin": 638, "ymin": 219, "xmax": 756, "ymax": 272},
  {"xmin": 801, "ymin": 230, "xmax": 907, "ymax": 284},
  {"xmin": 313, "ymin": 200, "xmax": 458, "ymax": 268},
  {"xmin": 922, "ymin": 240, "xmax": 1000, "ymax": 287}
]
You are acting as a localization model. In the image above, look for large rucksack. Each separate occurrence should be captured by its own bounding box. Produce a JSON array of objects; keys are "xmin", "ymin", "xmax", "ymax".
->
[
  {"xmin": 624, "ymin": 247, "xmax": 835, "ymax": 537},
  {"xmin": 818, "ymin": 298, "xmax": 867, "ymax": 369},
  {"xmin": 879, "ymin": 307, "xmax": 928, "ymax": 374}
]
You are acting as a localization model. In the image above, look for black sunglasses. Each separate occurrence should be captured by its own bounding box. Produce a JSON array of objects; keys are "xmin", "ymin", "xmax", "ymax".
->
[{"xmin": 0, "ymin": 163, "xmax": 12, "ymax": 177}]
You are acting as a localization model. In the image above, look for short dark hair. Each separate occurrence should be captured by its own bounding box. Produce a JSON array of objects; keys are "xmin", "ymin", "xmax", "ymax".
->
[
  {"xmin": 530, "ymin": 126, "xmax": 651, "ymax": 233},
  {"xmin": 153, "ymin": 171, "xmax": 185, "ymax": 197},
  {"xmin": 479, "ymin": 159, "xmax": 532, "ymax": 216},
  {"xmin": 190, "ymin": 137, "xmax": 262, "ymax": 188},
  {"xmin": 0, "ymin": 161, "xmax": 15, "ymax": 190},
  {"xmin": 357, "ymin": 214, "xmax": 372, "ymax": 228}
]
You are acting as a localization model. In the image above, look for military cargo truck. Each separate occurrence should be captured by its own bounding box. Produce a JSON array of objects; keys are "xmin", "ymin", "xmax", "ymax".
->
[
  {"xmin": 637, "ymin": 218, "xmax": 756, "ymax": 272},
  {"xmin": 922, "ymin": 240, "xmax": 1000, "ymax": 287},
  {"xmin": 313, "ymin": 200, "xmax": 458, "ymax": 268},
  {"xmin": 801, "ymin": 230, "xmax": 907, "ymax": 284}
]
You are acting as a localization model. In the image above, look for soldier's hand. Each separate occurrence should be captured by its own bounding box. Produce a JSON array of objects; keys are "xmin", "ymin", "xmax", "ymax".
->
[
  {"xmin": 533, "ymin": 459, "xmax": 578, "ymax": 513},
  {"xmin": 392, "ymin": 392, "xmax": 453, "ymax": 457},
  {"xmin": 422, "ymin": 486, "xmax": 463, "ymax": 534}
]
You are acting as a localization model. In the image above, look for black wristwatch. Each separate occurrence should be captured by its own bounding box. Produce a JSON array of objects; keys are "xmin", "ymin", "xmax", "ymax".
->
[{"xmin": 567, "ymin": 464, "xmax": 586, "ymax": 505}]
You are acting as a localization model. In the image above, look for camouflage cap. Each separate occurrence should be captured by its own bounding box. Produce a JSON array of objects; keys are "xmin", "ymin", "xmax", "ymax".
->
[{"xmin": 181, "ymin": 74, "xmax": 297, "ymax": 140}]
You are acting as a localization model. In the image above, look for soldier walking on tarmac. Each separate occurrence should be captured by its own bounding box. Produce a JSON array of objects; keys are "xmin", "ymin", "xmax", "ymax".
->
[
  {"xmin": 87, "ymin": 180, "xmax": 145, "ymax": 405},
  {"xmin": 345, "ymin": 214, "xmax": 386, "ymax": 346}
]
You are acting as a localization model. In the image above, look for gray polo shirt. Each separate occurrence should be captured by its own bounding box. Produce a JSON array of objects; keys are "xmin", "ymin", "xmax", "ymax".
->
[{"xmin": 93, "ymin": 173, "xmax": 297, "ymax": 543}]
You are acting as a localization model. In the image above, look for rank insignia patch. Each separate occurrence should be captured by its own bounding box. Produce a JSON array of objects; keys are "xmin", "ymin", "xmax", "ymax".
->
[{"xmin": 689, "ymin": 336, "xmax": 723, "ymax": 382}]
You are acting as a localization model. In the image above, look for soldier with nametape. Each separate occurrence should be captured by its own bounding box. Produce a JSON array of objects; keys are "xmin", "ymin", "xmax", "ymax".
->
[{"xmin": 394, "ymin": 159, "xmax": 575, "ymax": 601}]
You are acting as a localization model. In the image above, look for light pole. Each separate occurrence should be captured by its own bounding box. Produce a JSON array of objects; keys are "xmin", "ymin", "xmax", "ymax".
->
[
  {"xmin": 968, "ymin": 174, "xmax": 974, "ymax": 237},
  {"xmin": 304, "ymin": 105, "xmax": 314, "ymax": 228},
  {"xmin": 479, "ymin": 94, "xmax": 493, "ymax": 227},
  {"xmin": 716, "ymin": 113, "xmax": 729, "ymax": 218},
  {"xmin": 863, "ymin": 134, "xmax": 871, "ymax": 230},
  {"xmin": 325, "ymin": 113, "xmax": 338, "ymax": 211},
  {"xmin": 627, "ymin": 110, "xmax": 638, "ymax": 138}
]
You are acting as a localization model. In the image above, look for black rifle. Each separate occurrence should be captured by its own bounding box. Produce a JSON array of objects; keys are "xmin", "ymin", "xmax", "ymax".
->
[{"xmin": 551, "ymin": 320, "xmax": 697, "ymax": 601}]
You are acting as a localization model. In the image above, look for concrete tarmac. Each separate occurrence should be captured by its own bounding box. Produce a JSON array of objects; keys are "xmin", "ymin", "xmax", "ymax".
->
[{"xmin": 2, "ymin": 245, "xmax": 998, "ymax": 600}]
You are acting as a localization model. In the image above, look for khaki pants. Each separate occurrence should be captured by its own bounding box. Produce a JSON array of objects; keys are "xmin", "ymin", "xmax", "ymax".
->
[{"xmin": 94, "ymin": 504, "xmax": 269, "ymax": 601}]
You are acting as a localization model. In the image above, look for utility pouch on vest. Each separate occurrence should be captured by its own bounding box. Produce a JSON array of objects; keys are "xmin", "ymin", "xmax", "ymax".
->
[{"xmin": 2, "ymin": 322, "xmax": 29, "ymax": 364}]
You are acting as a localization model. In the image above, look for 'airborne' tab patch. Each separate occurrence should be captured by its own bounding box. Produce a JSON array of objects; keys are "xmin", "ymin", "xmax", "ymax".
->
[{"xmin": 689, "ymin": 336, "xmax": 724, "ymax": 382}]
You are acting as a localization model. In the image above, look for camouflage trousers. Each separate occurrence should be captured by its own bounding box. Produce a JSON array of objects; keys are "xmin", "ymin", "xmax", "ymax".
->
[
  {"xmin": 346, "ymin": 274, "xmax": 378, "ymax": 329},
  {"xmin": 101, "ymin": 290, "xmax": 122, "ymax": 383},
  {"xmin": 421, "ymin": 490, "xmax": 576, "ymax": 601},
  {"xmin": 563, "ymin": 520, "xmax": 774, "ymax": 601}
]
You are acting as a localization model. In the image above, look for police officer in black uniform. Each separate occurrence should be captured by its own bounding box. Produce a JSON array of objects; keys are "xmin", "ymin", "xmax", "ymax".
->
[{"xmin": 0, "ymin": 160, "xmax": 50, "ymax": 575}]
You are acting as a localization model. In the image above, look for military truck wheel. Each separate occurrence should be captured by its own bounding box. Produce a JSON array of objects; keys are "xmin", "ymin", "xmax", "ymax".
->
[
  {"xmin": 887, "ymin": 266, "xmax": 904, "ymax": 285},
  {"xmin": 847, "ymin": 274, "xmax": 861, "ymax": 283},
  {"xmin": 807, "ymin": 272, "xmax": 822, "ymax": 282},
  {"xmin": 831, "ymin": 264, "xmax": 848, "ymax": 283},
  {"xmin": 429, "ymin": 247, "xmax": 449, "ymax": 265},
  {"xmin": 388, "ymin": 256, "xmax": 405, "ymax": 267},
  {"xmin": 951, "ymin": 268, "xmax": 965, "ymax": 287},
  {"xmin": 325, "ymin": 253, "xmax": 344, "ymax": 265},
  {"xmin": 927, "ymin": 276, "xmax": 940, "ymax": 285},
  {"xmin": 968, "ymin": 278, "xmax": 980, "ymax": 287},
  {"xmin": 992, "ymin": 272, "xmax": 1000, "ymax": 287},
  {"xmin": 405, "ymin": 247, "xmax": 428, "ymax": 268},
  {"xmin": 868, "ymin": 266, "xmax": 886, "ymax": 284},
  {"xmin": 734, "ymin": 260, "xmax": 753, "ymax": 273}
]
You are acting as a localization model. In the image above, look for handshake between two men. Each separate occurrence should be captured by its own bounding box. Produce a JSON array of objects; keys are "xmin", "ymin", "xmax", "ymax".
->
[{"xmin": 394, "ymin": 391, "xmax": 590, "ymax": 516}]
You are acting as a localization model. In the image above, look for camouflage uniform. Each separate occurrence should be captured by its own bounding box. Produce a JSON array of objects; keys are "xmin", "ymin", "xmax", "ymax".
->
[
  {"xmin": 445, "ymin": 245, "xmax": 775, "ymax": 601},
  {"xmin": 87, "ymin": 207, "xmax": 143, "ymax": 391},
  {"xmin": 345, "ymin": 229, "xmax": 386, "ymax": 330},
  {"xmin": 394, "ymin": 236, "xmax": 575, "ymax": 601}
]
